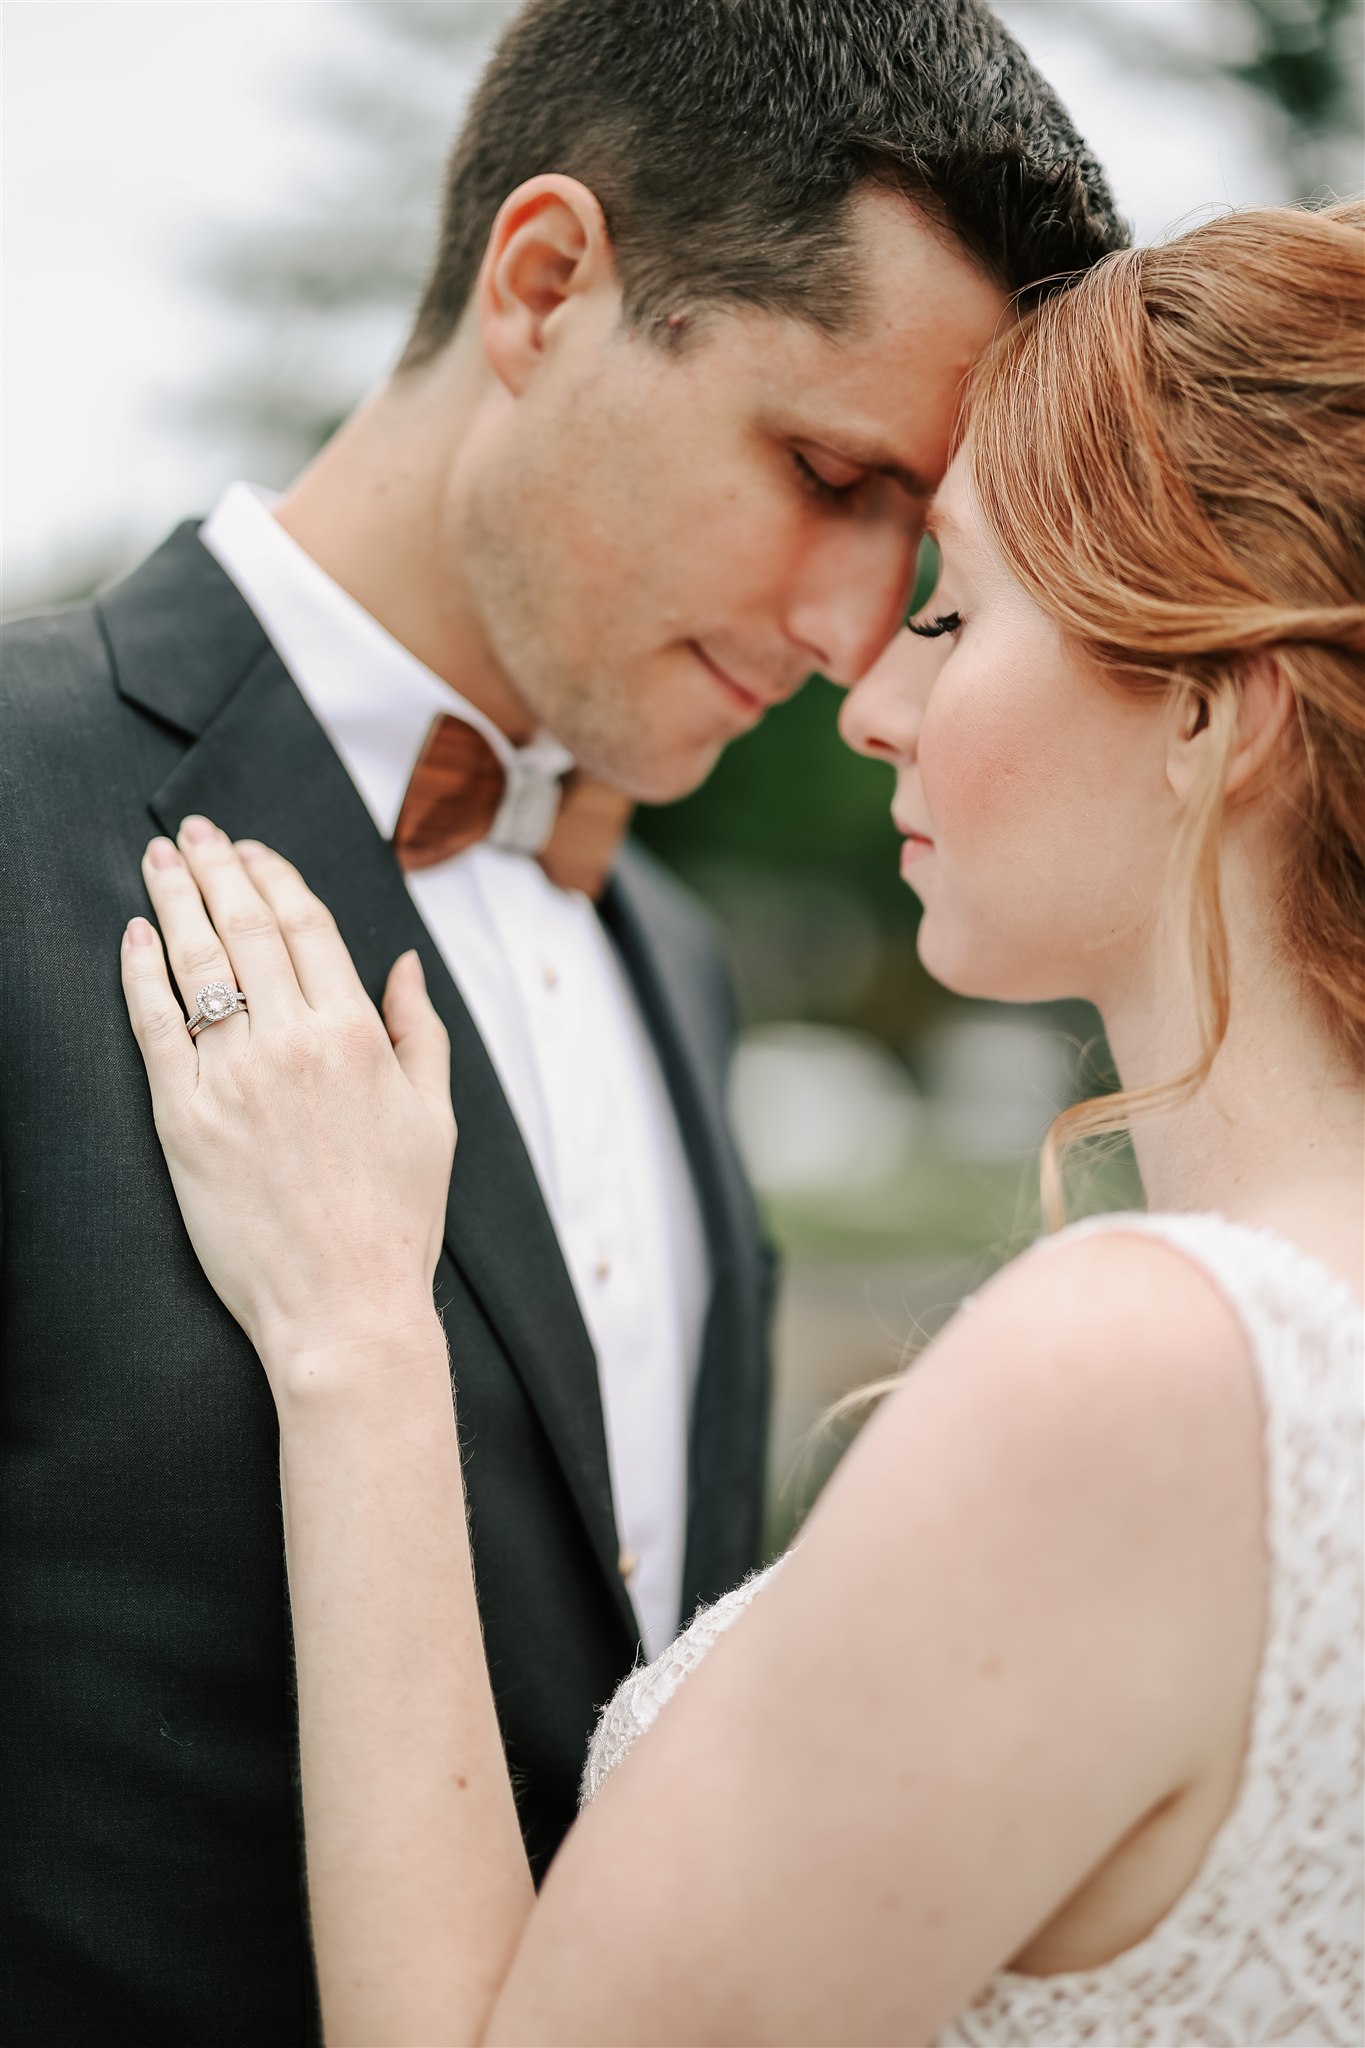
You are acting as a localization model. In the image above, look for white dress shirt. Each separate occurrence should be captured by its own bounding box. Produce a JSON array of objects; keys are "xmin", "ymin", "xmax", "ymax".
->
[{"xmin": 201, "ymin": 482, "xmax": 709, "ymax": 1657}]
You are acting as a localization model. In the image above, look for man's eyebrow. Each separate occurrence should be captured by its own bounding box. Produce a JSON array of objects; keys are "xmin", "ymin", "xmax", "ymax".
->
[{"xmin": 867, "ymin": 454, "xmax": 934, "ymax": 499}]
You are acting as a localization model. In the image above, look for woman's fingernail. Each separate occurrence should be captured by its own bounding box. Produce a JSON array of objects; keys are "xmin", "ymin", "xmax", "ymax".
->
[
  {"xmin": 125, "ymin": 916, "xmax": 155, "ymax": 948},
  {"xmin": 179, "ymin": 815, "xmax": 217, "ymax": 845},
  {"xmin": 406, "ymin": 950, "xmax": 426, "ymax": 988},
  {"xmin": 146, "ymin": 837, "xmax": 181, "ymax": 870},
  {"xmin": 235, "ymin": 839, "xmax": 264, "ymax": 861}
]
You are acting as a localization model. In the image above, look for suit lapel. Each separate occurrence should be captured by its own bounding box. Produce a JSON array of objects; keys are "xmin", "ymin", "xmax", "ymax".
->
[
  {"xmin": 601, "ymin": 860, "xmax": 771, "ymax": 1610},
  {"xmin": 103, "ymin": 526, "xmax": 636, "ymax": 1639}
]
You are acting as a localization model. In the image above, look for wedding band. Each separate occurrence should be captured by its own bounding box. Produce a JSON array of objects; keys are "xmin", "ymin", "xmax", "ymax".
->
[{"xmin": 187, "ymin": 983, "xmax": 249, "ymax": 1037}]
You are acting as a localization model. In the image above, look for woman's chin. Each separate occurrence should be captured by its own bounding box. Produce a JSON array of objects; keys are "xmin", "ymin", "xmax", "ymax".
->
[
  {"xmin": 915, "ymin": 922, "xmax": 1058, "ymax": 1006},
  {"xmin": 916, "ymin": 930, "xmax": 993, "ymax": 1000}
]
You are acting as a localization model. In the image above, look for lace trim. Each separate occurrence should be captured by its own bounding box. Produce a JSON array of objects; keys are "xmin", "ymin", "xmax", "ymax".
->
[
  {"xmin": 939, "ymin": 1212, "xmax": 1363, "ymax": 2043},
  {"xmin": 581, "ymin": 1557, "xmax": 791, "ymax": 1805}
]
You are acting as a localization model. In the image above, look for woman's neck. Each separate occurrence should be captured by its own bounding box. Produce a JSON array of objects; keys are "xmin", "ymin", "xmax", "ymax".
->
[{"xmin": 1100, "ymin": 921, "xmax": 1363, "ymax": 1285}]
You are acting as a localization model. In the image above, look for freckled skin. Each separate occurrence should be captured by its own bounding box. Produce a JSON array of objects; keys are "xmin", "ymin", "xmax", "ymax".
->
[
  {"xmin": 840, "ymin": 456, "xmax": 1178, "ymax": 1012},
  {"xmin": 453, "ymin": 190, "xmax": 1006, "ymax": 805}
]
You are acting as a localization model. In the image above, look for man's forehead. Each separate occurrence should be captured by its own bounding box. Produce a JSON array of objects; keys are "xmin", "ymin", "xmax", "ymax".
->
[{"xmin": 748, "ymin": 302, "xmax": 1003, "ymax": 483}]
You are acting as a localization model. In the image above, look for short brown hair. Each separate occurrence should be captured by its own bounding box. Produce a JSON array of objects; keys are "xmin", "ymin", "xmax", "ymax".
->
[{"xmin": 401, "ymin": 0, "xmax": 1126, "ymax": 370}]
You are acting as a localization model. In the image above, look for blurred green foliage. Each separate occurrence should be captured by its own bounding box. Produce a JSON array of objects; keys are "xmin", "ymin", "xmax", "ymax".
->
[
  {"xmin": 634, "ymin": 535, "xmax": 941, "ymax": 914},
  {"xmin": 766, "ymin": 1133, "xmax": 1144, "ymax": 1262},
  {"xmin": 635, "ymin": 536, "xmax": 946, "ymax": 1036},
  {"xmin": 636, "ymin": 678, "xmax": 903, "ymax": 911}
]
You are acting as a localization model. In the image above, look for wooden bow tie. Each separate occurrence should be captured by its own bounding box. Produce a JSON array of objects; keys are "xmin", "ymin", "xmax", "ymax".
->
[{"xmin": 392, "ymin": 714, "xmax": 633, "ymax": 901}]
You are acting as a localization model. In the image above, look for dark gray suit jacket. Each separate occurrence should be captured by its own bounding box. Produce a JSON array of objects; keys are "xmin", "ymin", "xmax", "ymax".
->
[{"xmin": 0, "ymin": 524, "xmax": 775, "ymax": 2045}]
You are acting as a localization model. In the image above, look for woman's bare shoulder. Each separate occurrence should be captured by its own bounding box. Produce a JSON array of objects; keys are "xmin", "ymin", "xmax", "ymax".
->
[
  {"xmin": 841, "ymin": 1221, "xmax": 1271, "ymax": 1675},
  {"xmin": 916, "ymin": 1221, "xmax": 1263, "ymax": 1433}
]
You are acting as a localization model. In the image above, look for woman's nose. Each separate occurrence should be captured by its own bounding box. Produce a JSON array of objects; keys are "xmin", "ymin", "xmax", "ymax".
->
[{"xmin": 838, "ymin": 630, "xmax": 924, "ymax": 764}]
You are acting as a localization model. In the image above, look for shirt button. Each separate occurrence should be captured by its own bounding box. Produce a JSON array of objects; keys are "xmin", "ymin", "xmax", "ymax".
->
[
  {"xmin": 618, "ymin": 1550, "xmax": 638, "ymax": 1582},
  {"xmin": 541, "ymin": 963, "xmax": 559, "ymax": 990},
  {"xmin": 594, "ymin": 1254, "xmax": 611, "ymax": 1283}
]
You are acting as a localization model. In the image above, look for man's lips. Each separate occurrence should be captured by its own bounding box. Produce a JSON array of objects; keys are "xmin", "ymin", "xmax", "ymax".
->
[{"xmin": 690, "ymin": 641, "xmax": 782, "ymax": 719}]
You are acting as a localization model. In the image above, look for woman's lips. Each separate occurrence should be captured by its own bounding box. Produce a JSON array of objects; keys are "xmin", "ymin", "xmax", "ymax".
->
[{"xmin": 898, "ymin": 830, "xmax": 934, "ymax": 875}]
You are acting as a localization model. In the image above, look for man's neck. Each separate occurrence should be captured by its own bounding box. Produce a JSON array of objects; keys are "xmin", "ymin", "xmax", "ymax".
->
[{"xmin": 273, "ymin": 366, "xmax": 537, "ymax": 744}]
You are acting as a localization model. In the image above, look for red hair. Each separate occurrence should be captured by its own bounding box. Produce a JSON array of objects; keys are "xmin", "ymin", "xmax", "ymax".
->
[{"xmin": 962, "ymin": 200, "xmax": 1365, "ymax": 1222}]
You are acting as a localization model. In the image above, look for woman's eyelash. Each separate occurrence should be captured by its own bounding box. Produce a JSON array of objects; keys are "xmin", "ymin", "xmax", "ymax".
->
[
  {"xmin": 794, "ymin": 452, "xmax": 859, "ymax": 503},
  {"xmin": 907, "ymin": 610, "xmax": 963, "ymax": 639}
]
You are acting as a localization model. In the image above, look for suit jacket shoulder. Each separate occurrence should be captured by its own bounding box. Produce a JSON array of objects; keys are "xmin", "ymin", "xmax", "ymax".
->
[
  {"xmin": 2, "ymin": 589, "xmax": 182, "ymax": 839},
  {"xmin": 3, "ymin": 596, "xmax": 113, "ymax": 743}
]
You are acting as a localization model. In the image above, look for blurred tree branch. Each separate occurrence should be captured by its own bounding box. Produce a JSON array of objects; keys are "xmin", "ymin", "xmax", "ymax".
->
[
  {"xmin": 1011, "ymin": 0, "xmax": 1363, "ymax": 199},
  {"xmin": 176, "ymin": 2, "xmax": 515, "ymax": 476}
]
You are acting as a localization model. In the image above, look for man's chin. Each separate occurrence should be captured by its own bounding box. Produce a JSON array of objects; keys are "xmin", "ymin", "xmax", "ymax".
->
[{"xmin": 590, "ymin": 739, "xmax": 726, "ymax": 809}]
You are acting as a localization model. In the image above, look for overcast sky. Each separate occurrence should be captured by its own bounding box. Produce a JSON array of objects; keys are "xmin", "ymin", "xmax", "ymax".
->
[{"xmin": 3, "ymin": 0, "xmax": 1288, "ymax": 607}]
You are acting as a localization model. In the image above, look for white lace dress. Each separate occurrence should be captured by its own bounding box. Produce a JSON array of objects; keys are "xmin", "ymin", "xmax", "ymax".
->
[{"xmin": 582, "ymin": 1213, "xmax": 1364, "ymax": 2046}]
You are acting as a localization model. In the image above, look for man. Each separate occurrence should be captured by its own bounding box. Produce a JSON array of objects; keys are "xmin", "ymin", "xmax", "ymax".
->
[{"xmin": 0, "ymin": 1, "xmax": 1123, "ymax": 2039}]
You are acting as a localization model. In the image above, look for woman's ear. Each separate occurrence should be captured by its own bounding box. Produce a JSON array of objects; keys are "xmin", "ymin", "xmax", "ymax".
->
[
  {"xmin": 475, "ymin": 174, "xmax": 617, "ymax": 396},
  {"xmin": 1166, "ymin": 658, "xmax": 1297, "ymax": 809}
]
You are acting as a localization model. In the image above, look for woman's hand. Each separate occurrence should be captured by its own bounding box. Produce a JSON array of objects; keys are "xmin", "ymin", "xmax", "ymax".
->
[{"xmin": 119, "ymin": 816, "xmax": 457, "ymax": 1388}]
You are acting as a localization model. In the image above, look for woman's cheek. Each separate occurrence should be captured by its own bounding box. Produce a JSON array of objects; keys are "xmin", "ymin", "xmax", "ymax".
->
[{"xmin": 918, "ymin": 669, "xmax": 1023, "ymax": 849}]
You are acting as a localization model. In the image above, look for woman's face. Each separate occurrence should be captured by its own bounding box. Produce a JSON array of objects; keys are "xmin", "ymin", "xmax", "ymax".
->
[{"xmin": 839, "ymin": 453, "xmax": 1179, "ymax": 1008}]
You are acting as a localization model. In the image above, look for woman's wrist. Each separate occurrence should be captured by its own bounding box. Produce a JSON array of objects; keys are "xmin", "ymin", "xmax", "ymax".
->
[{"xmin": 260, "ymin": 1297, "xmax": 451, "ymax": 1413}]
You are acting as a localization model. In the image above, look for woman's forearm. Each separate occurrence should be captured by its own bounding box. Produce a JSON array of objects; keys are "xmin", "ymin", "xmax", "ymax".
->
[{"xmin": 272, "ymin": 1309, "xmax": 534, "ymax": 2047}]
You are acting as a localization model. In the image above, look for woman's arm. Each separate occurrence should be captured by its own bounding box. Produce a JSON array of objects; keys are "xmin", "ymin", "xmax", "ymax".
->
[
  {"xmin": 478, "ymin": 1227, "xmax": 1267, "ymax": 2045},
  {"xmin": 123, "ymin": 824, "xmax": 1269, "ymax": 2047},
  {"xmin": 121, "ymin": 822, "xmax": 534, "ymax": 2046},
  {"xmin": 275, "ymin": 1330, "xmax": 533, "ymax": 2047}
]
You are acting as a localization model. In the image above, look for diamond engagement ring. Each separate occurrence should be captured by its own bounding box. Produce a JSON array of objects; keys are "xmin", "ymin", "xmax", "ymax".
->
[{"xmin": 187, "ymin": 983, "xmax": 249, "ymax": 1037}]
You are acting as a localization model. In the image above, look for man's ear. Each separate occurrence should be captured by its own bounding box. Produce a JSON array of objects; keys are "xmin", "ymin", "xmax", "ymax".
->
[
  {"xmin": 476, "ymin": 175, "xmax": 617, "ymax": 396},
  {"xmin": 1166, "ymin": 657, "xmax": 1297, "ymax": 809}
]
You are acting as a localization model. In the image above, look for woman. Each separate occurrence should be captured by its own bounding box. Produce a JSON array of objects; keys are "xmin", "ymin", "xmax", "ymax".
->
[{"xmin": 120, "ymin": 200, "xmax": 1363, "ymax": 2045}]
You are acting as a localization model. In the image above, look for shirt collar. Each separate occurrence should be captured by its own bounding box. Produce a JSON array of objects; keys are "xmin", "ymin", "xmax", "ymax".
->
[{"xmin": 200, "ymin": 481, "xmax": 574, "ymax": 840}]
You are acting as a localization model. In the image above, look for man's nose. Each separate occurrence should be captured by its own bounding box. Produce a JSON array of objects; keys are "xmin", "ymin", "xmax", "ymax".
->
[
  {"xmin": 784, "ymin": 524, "xmax": 919, "ymax": 686},
  {"xmin": 838, "ymin": 630, "xmax": 924, "ymax": 764}
]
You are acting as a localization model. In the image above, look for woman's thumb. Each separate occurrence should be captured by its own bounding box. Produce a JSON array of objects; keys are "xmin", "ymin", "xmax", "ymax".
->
[{"xmin": 382, "ymin": 951, "xmax": 451, "ymax": 1105}]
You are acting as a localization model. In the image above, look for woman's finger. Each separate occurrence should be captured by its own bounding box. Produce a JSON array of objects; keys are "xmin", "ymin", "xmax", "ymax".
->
[
  {"xmin": 120, "ymin": 914, "xmax": 197, "ymax": 1114},
  {"xmin": 141, "ymin": 836, "xmax": 249, "ymax": 1045},
  {"xmin": 381, "ymin": 951, "xmax": 454, "ymax": 1118},
  {"xmin": 234, "ymin": 840, "xmax": 371, "ymax": 1014},
  {"xmin": 175, "ymin": 816, "xmax": 306, "ymax": 1027}
]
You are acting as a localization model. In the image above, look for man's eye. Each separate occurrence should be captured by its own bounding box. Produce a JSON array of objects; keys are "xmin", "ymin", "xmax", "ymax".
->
[
  {"xmin": 907, "ymin": 610, "xmax": 963, "ymax": 640},
  {"xmin": 794, "ymin": 451, "xmax": 863, "ymax": 502}
]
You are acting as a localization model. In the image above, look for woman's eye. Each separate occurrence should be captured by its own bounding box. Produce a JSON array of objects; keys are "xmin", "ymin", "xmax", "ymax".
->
[
  {"xmin": 794, "ymin": 450, "xmax": 864, "ymax": 502},
  {"xmin": 907, "ymin": 610, "xmax": 963, "ymax": 640}
]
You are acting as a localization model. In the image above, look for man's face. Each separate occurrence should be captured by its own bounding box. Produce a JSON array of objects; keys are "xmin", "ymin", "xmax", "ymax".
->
[{"xmin": 456, "ymin": 187, "xmax": 1007, "ymax": 803}]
